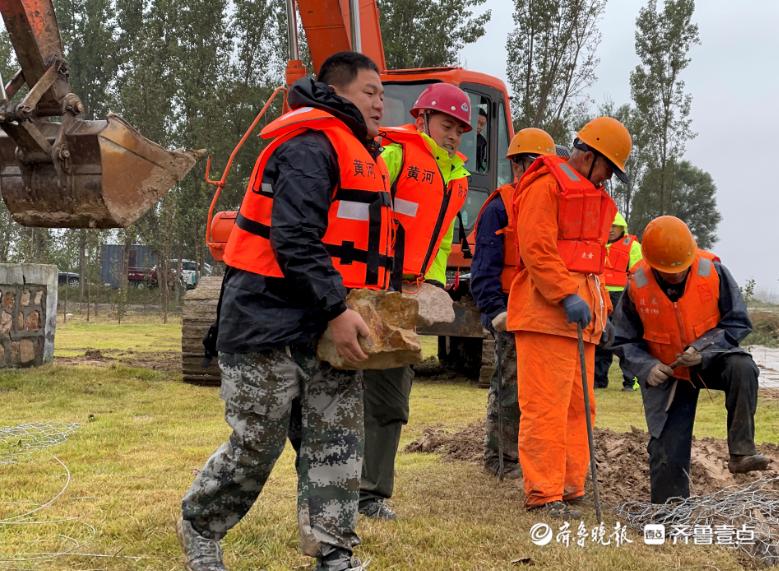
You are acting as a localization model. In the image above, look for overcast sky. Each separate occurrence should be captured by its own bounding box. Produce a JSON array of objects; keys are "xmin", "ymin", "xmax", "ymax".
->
[{"xmin": 460, "ymin": 0, "xmax": 779, "ymax": 299}]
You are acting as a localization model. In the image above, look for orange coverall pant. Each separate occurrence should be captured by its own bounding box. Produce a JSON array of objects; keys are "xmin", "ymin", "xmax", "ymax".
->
[{"xmin": 515, "ymin": 331, "xmax": 596, "ymax": 508}]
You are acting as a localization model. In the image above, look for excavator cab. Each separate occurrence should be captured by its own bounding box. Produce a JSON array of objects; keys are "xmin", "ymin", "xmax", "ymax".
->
[
  {"xmin": 381, "ymin": 70, "xmax": 515, "ymax": 268},
  {"xmin": 0, "ymin": 0, "xmax": 199, "ymax": 228}
]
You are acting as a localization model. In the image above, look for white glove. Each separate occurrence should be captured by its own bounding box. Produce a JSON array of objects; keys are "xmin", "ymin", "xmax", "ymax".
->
[{"xmin": 491, "ymin": 311, "xmax": 508, "ymax": 332}]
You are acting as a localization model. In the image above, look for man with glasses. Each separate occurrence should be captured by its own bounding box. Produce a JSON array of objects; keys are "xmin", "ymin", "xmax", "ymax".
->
[
  {"xmin": 505, "ymin": 117, "xmax": 632, "ymax": 519},
  {"xmin": 470, "ymin": 128, "xmax": 557, "ymax": 480}
]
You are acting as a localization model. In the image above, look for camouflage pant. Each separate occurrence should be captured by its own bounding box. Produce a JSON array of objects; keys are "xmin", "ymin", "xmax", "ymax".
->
[
  {"xmin": 484, "ymin": 332, "xmax": 520, "ymax": 466},
  {"xmin": 181, "ymin": 346, "xmax": 364, "ymax": 557}
]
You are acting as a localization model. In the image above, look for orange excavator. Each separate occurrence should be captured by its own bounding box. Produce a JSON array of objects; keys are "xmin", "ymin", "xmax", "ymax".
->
[
  {"xmin": 0, "ymin": 0, "xmax": 199, "ymax": 228},
  {"xmin": 183, "ymin": 0, "xmax": 513, "ymax": 383}
]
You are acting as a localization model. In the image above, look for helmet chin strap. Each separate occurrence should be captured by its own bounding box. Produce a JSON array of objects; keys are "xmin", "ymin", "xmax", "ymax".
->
[
  {"xmin": 422, "ymin": 111, "xmax": 431, "ymax": 137},
  {"xmin": 586, "ymin": 153, "xmax": 597, "ymax": 182}
]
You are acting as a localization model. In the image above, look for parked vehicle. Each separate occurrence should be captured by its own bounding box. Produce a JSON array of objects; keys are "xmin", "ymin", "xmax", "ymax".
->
[
  {"xmin": 169, "ymin": 259, "xmax": 212, "ymax": 289},
  {"xmin": 57, "ymin": 271, "xmax": 80, "ymax": 286}
]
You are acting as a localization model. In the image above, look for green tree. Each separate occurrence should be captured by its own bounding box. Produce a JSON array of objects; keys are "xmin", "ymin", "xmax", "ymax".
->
[
  {"xmin": 378, "ymin": 0, "xmax": 491, "ymax": 68},
  {"xmin": 630, "ymin": 0, "xmax": 699, "ymax": 214},
  {"xmin": 595, "ymin": 101, "xmax": 649, "ymax": 223},
  {"xmin": 506, "ymin": 0, "xmax": 606, "ymax": 142},
  {"xmin": 630, "ymin": 160, "xmax": 720, "ymax": 248},
  {"xmin": 55, "ymin": 0, "xmax": 119, "ymax": 118}
]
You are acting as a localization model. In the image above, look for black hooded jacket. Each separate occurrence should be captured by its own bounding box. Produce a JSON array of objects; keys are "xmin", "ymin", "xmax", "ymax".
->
[{"xmin": 216, "ymin": 78, "xmax": 380, "ymax": 352}]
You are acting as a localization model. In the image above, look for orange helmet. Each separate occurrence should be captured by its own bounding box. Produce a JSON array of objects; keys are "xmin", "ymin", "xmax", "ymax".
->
[
  {"xmin": 641, "ymin": 216, "xmax": 697, "ymax": 273},
  {"xmin": 576, "ymin": 116, "xmax": 632, "ymax": 183},
  {"xmin": 506, "ymin": 128, "xmax": 556, "ymax": 158}
]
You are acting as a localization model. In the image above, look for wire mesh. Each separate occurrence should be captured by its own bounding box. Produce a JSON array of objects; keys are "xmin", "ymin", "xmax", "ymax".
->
[
  {"xmin": 0, "ymin": 423, "xmax": 79, "ymax": 465},
  {"xmin": 616, "ymin": 477, "xmax": 779, "ymax": 566}
]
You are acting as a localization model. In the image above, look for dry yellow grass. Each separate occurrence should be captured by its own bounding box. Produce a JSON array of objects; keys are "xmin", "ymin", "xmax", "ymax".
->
[{"xmin": 0, "ymin": 316, "xmax": 773, "ymax": 570}]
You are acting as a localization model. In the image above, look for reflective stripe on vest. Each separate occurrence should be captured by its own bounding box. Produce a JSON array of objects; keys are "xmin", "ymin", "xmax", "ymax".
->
[
  {"xmin": 223, "ymin": 108, "xmax": 394, "ymax": 290},
  {"xmin": 603, "ymin": 234, "xmax": 637, "ymax": 288},
  {"xmin": 520, "ymin": 155, "xmax": 617, "ymax": 275},
  {"xmin": 382, "ymin": 125, "xmax": 469, "ymax": 277},
  {"xmin": 627, "ymin": 250, "xmax": 721, "ymax": 381}
]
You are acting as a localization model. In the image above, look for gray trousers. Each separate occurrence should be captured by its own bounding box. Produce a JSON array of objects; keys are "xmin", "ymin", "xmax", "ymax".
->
[
  {"xmin": 649, "ymin": 353, "xmax": 759, "ymax": 503},
  {"xmin": 359, "ymin": 366, "xmax": 414, "ymax": 506},
  {"xmin": 181, "ymin": 346, "xmax": 364, "ymax": 557},
  {"xmin": 484, "ymin": 332, "xmax": 520, "ymax": 467}
]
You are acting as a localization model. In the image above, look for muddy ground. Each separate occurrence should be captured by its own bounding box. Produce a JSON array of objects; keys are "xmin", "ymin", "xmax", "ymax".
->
[
  {"xmin": 406, "ymin": 421, "xmax": 779, "ymax": 507},
  {"xmin": 56, "ymin": 349, "xmax": 180, "ymax": 373}
]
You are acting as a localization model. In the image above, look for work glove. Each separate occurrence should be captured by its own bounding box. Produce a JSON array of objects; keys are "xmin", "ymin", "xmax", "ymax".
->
[
  {"xmin": 671, "ymin": 347, "xmax": 702, "ymax": 368},
  {"xmin": 647, "ymin": 363, "xmax": 674, "ymax": 387},
  {"xmin": 491, "ymin": 311, "xmax": 508, "ymax": 332},
  {"xmin": 561, "ymin": 294, "xmax": 591, "ymax": 328},
  {"xmin": 599, "ymin": 320, "xmax": 615, "ymax": 348}
]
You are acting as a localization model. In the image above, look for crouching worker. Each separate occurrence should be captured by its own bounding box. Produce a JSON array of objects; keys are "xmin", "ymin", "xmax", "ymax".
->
[
  {"xmin": 177, "ymin": 52, "xmax": 393, "ymax": 571},
  {"xmin": 470, "ymin": 127, "xmax": 557, "ymax": 479},
  {"xmin": 612, "ymin": 215, "xmax": 770, "ymax": 504}
]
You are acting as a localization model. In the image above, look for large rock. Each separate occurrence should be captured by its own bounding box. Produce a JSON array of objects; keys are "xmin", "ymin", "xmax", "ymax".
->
[
  {"xmin": 318, "ymin": 289, "xmax": 423, "ymax": 370},
  {"xmin": 401, "ymin": 282, "xmax": 455, "ymax": 328}
]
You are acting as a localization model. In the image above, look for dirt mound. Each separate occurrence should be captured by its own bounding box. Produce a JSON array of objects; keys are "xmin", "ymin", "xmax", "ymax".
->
[
  {"xmin": 84, "ymin": 348, "xmax": 105, "ymax": 360},
  {"xmin": 405, "ymin": 423, "xmax": 485, "ymax": 461},
  {"xmin": 406, "ymin": 422, "xmax": 779, "ymax": 505}
]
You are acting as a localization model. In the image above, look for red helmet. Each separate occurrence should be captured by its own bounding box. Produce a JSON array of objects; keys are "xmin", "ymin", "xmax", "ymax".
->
[{"xmin": 410, "ymin": 83, "xmax": 472, "ymax": 132}]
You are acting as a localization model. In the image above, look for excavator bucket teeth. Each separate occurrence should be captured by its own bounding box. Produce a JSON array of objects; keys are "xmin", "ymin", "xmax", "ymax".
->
[{"xmin": 0, "ymin": 113, "xmax": 202, "ymax": 228}]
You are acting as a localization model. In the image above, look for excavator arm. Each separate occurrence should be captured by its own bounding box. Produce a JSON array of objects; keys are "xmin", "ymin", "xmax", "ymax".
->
[
  {"xmin": 296, "ymin": 0, "xmax": 386, "ymax": 75},
  {"xmin": 0, "ymin": 0, "xmax": 200, "ymax": 228}
]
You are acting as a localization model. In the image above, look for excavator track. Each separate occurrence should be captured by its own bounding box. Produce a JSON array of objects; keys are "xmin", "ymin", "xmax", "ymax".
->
[{"xmin": 181, "ymin": 276, "xmax": 221, "ymax": 385}]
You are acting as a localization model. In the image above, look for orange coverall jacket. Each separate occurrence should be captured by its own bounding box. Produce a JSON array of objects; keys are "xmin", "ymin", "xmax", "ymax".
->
[{"xmin": 505, "ymin": 164, "xmax": 612, "ymax": 343}]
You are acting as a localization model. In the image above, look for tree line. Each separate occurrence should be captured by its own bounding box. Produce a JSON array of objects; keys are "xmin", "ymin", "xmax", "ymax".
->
[
  {"xmin": 508, "ymin": 0, "xmax": 719, "ymax": 246},
  {"xmin": 0, "ymin": 0, "xmax": 719, "ymax": 308}
]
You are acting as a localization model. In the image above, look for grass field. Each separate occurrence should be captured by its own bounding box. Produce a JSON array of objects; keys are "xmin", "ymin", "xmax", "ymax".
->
[{"xmin": 0, "ymin": 316, "xmax": 776, "ymax": 570}]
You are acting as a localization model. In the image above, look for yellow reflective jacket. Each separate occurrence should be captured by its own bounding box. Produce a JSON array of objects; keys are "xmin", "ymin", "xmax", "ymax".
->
[{"xmin": 381, "ymin": 132, "xmax": 469, "ymax": 284}]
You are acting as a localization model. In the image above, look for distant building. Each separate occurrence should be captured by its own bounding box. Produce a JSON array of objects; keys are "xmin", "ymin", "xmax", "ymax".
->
[{"xmin": 100, "ymin": 244, "xmax": 158, "ymax": 289}]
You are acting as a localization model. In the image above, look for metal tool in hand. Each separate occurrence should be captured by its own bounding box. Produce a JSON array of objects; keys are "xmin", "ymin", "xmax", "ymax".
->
[
  {"xmin": 495, "ymin": 332, "xmax": 505, "ymax": 481},
  {"xmin": 577, "ymin": 323, "xmax": 603, "ymax": 522}
]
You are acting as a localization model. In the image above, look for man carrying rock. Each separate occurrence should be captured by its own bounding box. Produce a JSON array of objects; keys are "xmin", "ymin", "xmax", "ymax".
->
[
  {"xmin": 470, "ymin": 127, "xmax": 557, "ymax": 479},
  {"xmin": 359, "ymin": 83, "xmax": 472, "ymax": 520},
  {"xmin": 177, "ymin": 52, "xmax": 394, "ymax": 571},
  {"xmin": 612, "ymin": 215, "xmax": 770, "ymax": 504}
]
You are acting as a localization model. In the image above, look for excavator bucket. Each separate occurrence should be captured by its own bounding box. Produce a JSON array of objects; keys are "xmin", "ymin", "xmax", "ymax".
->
[
  {"xmin": 0, "ymin": 114, "xmax": 201, "ymax": 228},
  {"xmin": 0, "ymin": 0, "xmax": 201, "ymax": 228}
]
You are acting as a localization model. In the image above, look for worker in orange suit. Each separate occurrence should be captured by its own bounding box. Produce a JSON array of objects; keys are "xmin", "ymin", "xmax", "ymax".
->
[{"xmin": 506, "ymin": 116, "xmax": 632, "ymax": 520}]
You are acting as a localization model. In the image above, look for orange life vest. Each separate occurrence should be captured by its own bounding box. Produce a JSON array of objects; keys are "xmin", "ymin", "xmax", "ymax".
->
[
  {"xmin": 223, "ymin": 107, "xmax": 395, "ymax": 290},
  {"xmin": 381, "ymin": 125, "xmax": 469, "ymax": 277},
  {"xmin": 604, "ymin": 234, "xmax": 638, "ymax": 288},
  {"xmin": 473, "ymin": 183, "xmax": 519, "ymax": 293},
  {"xmin": 518, "ymin": 155, "xmax": 617, "ymax": 275},
  {"xmin": 627, "ymin": 250, "xmax": 721, "ymax": 381}
]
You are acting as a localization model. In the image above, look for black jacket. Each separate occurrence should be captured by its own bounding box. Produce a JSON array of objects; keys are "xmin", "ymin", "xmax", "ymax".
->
[
  {"xmin": 216, "ymin": 79, "xmax": 379, "ymax": 352},
  {"xmin": 611, "ymin": 261, "xmax": 752, "ymax": 437}
]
